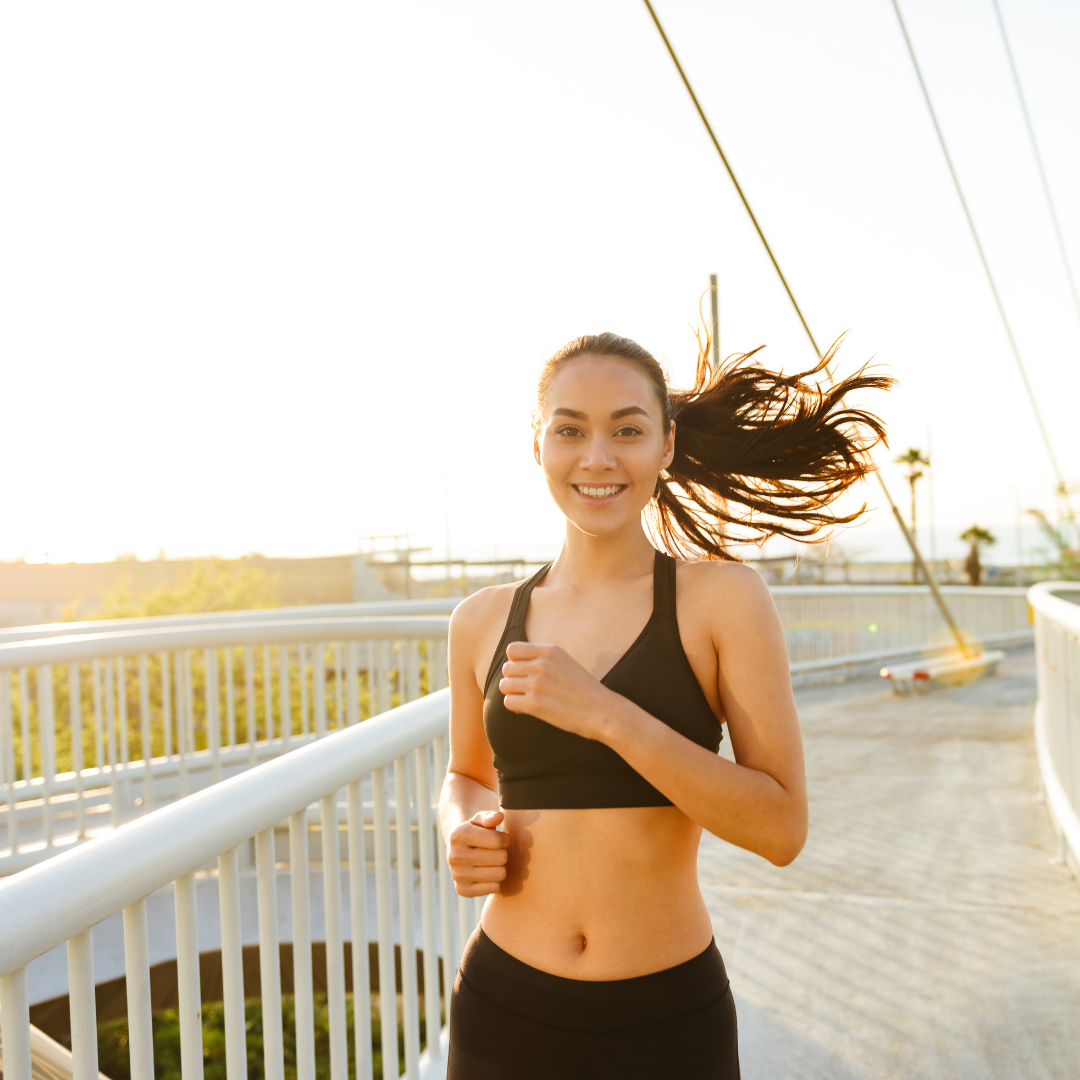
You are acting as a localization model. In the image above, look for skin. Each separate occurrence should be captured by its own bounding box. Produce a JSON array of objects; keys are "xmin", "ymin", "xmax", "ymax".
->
[{"xmin": 438, "ymin": 354, "xmax": 808, "ymax": 981}]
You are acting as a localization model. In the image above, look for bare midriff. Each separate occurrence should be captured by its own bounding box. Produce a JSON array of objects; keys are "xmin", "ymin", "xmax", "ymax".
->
[{"xmin": 480, "ymin": 804, "xmax": 714, "ymax": 981}]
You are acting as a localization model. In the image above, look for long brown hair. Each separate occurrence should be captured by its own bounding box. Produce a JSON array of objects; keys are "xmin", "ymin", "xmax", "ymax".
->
[{"xmin": 536, "ymin": 330, "xmax": 893, "ymax": 561}]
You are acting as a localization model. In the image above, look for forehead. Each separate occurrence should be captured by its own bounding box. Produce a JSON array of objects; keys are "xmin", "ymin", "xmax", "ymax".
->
[{"xmin": 542, "ymin": 355, "xmax": 662, "ymax": 416}]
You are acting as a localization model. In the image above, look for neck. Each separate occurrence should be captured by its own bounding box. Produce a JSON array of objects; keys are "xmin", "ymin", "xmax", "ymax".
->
[{"xmin": 551, "ymin": 518, "xmax": 657, "ymax": 584}]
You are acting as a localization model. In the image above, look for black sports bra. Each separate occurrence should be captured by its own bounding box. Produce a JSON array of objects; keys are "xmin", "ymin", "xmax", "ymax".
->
[{"xmin": 482, "ymin": 549, "xmax": 722, "ymax": 809}]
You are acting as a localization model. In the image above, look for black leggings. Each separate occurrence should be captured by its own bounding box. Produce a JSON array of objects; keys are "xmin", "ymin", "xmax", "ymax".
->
[{"xmin": 447, "ymin": 927, "xmax": 740, "ymax": 1080}]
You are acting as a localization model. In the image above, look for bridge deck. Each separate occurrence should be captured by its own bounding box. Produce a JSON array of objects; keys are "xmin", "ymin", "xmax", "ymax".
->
[{"xmin": 702, "ymin": 646, "xmax": 1080, "ymax": 1079}]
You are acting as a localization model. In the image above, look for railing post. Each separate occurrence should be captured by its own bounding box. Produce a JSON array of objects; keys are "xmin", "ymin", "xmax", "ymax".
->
[
  {"xmin": 289, "ymin": 811, "xmax": 316, "ymax": 1080},
  {"xmin": 262, "ymin": 646, "xmax": 273, "ymax": 744},
  {"xmin": 314, "ymin": 643, "xmax": 327, "ymax": 738},
  {"xmin": 321, "ymin": 793, "xmax": 348, "ymax": 1080},
  {"xmin": 117, "ymin": 657, "xmax": 130, "ymax": 809},
  {"xmin": 69, "ymin": 663, "xmax": 86, "ymax": 836},
  {"xmin": 0, "ymin": 966, "xmax": 32, "ymax": 1080},
  {"xmin": 346, "ymin": 642, "xmax": 359, "ymax": 727},
  {"xmin": 394, "ymin": 754, "xmax": 420, "ymax": 1079},
  {"xmin": 2, "ymin": 671, "xmax": 18, "ymax": 852},
  {"xmin": 174, "ymin": 871, "xmax": 204, "ymax": 1080},
  {"xmin": 67, "ymin": 928, "xmax": 98, "ymax": 1080},
  {"xmin": 371, "ymin": 765, "xmax": 398, "ymax": 1080},
  {"xmin": 123, "ymin": 899, "xmax": 155, "ymax": 1080},
  {"xmin": 216, "ymin": 848, "xmax": 246, "ymax": 1080},
  {"xmin": 37, "ymin": 666, "xmax": 55, "ymax": 846},
  {"xmin": 279, "ymin": 645, "xmax": 291, "ymax": 751},
  {"xmin": 174, "ymin": 653, "xmax": 188, "ymax": 798},
  {"xmin": 138, "ymin": 655, "xmax": 153, "ymax": 811},
  {"xmin": 256, "ymin": 828, "xmax": 285, "ymax": 1080},
  {"xmin": 159, "ymin": 652, "xmax": 172, "ymax": 762},
  {"xmin": 414, "ymin": 741, "xmax": 441, "ymax": 1061},
  {"xmin": 347, "ymin": 778, "xmax": 373, "ymax": 1080},
  {"xmin": 205, "ymin": 648, "xmax": 221, "ymax": 785}
]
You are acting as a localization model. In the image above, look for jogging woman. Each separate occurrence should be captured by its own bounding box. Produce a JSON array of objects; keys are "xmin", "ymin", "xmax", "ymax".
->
[{"xmin": 439, "ymin": 331, "xmax": 889, "ymax": 1078}]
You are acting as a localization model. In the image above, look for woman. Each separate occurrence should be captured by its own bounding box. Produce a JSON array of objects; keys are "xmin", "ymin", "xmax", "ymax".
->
[{"xmin": 439, "ymin": 331, "xmax": 889, "ymax": 1078}]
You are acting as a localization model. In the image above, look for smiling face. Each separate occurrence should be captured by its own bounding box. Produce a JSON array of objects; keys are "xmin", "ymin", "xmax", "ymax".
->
[{"xmin": 534, "ymin": 355, "xmax": 675, "ymax": 539}]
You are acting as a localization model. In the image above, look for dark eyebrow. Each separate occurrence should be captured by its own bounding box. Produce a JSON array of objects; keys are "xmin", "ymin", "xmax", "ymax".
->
[{"xmin": 550, "ymin": 405, "xmax": 651, "ymax": 421}]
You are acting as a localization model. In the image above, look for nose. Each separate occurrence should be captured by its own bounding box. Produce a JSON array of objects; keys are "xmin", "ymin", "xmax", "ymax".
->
[{"xmin": 578, "ymin": 435, "xmax": 617, "ymax": 473}]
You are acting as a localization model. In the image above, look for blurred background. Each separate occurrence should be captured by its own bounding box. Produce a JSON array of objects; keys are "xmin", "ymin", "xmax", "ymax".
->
[{"xmin": 2, "ymin": 0, "xmax": 1078, "ymax": 619}]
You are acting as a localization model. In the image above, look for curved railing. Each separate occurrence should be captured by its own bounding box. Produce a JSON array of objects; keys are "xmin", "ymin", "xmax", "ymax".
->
[
  {"xmin": 0, "ymin": 615, "xmax": 450, "ymax": 875},
  {"xmin": 0, "ymin": 586, "xmax": 1033, "ymax": 876},
  {"xmin": 0, "ymin": 598, "xmax": 460, "ymax": 644},
  {"xmin": 1029, "ymin": 582, "xmax": 1080, "ymax": 881},
  {"xmin": 0, "ymin": 688, "xmax": 467, "ymax": 1080}
]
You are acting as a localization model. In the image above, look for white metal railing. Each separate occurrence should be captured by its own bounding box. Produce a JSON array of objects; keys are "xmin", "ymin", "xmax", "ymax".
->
[
  {"xmin": 771, "ymin": 585, "xmax": 1031, "ymax": 673},
  {"xmin": 0, "ymin": 688, "xmax": 470, "ymax": 1080},
  {"xmin": 0, "ymin": 598, "xmax": 460, "ymax": 644},
  {"xmin": 0, "ymin": 615, "xmax": 449, "ymax": 876},
  {"xmin": 0, "ymin": 586, "xmax": 1033, "ymax": 876},
  {"xmin": 1029, "ymin": 582, "xmax": 1080, "ymax": 881}
]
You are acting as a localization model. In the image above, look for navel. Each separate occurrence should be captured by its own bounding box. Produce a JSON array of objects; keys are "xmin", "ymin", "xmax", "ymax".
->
[{"xmin": 576, "ymin": 934, "xmax": 587, "ymax": 953}]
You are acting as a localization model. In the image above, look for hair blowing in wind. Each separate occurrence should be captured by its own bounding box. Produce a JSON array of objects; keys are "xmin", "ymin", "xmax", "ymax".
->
[{"xmin": 537, "ymin": 331, "xmax": 894, "ymax": 561}]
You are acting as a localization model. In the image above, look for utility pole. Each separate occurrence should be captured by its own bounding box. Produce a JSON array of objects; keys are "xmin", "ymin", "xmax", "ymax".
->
[{"xmin": 709, "ymin": 273, "xmax": 720, "ymax": 365}]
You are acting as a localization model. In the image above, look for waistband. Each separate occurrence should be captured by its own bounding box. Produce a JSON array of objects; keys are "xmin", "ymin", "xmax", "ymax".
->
[{"xmin": 456, "ymin": 926, "xmax": 730, "ymax": 1033}]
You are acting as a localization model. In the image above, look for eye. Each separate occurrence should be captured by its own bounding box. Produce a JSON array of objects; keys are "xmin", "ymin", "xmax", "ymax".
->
[
  {"xmin": 556, "ymin": 425, "xmax": 584, "ymax": 438},
  {"xmin": 615, "ymin": 425, "xmax": 643, "ymax": 437}
]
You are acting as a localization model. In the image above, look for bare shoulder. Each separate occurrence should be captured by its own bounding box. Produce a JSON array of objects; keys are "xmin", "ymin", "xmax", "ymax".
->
[
  {"xmin": 675, "ymin": 560, "xmax": 779, "ymax": 638},
  {"xmin": 449, "ymin": 581, "xmax": 520, "ymax": 640},
  {"xmin": 449, "ymin": 580, "xmax": 525, "ymax": 687}
]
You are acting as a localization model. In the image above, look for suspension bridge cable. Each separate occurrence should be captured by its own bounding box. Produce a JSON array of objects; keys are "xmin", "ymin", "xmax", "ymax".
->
[
  {"xmin": 990, "ymin": 0, "xmax": 1080, "ymax": 331},
  {"xmin": 890, "ymin": 0, "xmax": 1070, "ymax": 510},
  {"xmin": 640, "ymin": 0, "xmax": 971, "ymax": 656}
]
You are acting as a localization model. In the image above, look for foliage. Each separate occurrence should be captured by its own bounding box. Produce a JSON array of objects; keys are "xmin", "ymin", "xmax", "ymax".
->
[
  {"xmin": 960, "ymin": 525, "xmax": 996, "ymax": 548},
  {"xmin": 70, "ymin": 559, "xmax": 280, "ymax": 622},
  {"xmin": 96, "ymin": 993, "xmax": 440, "ymax": 1080}
]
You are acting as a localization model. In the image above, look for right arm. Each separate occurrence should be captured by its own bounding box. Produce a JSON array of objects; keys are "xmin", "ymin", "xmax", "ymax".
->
[{"xmin": 438, "ymin": 590, "xmax": 512, "ymax": 896}]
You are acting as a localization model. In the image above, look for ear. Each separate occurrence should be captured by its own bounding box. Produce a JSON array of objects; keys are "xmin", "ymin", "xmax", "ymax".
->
[
  {"xmin": 533, "ymin": 434, "xmax": 542, "ymax": 466},
  {"xmin": 661, "ymin": 422, "xmax": 675, "ymax": 470}
]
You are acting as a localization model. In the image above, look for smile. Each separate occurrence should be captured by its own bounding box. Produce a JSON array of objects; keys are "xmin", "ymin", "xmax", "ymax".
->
[{"xmin": 573, "ymin": 484, "xmax": 627, "ymax": 500}]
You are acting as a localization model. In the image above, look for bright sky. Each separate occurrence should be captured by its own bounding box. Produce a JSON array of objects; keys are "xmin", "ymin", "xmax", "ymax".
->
[{"xmin": 2, "ymin": 0, "xmax": 1078, "ymax": 569}]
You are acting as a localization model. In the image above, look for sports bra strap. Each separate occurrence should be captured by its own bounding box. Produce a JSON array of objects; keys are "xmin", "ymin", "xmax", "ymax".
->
[
  {"xmin": 653, "ymin": 549, "xmax": 676, "ymax": 620},
  {"xmin": 506, "ymin": 563, "xmax": 551, "ymax": 630}
]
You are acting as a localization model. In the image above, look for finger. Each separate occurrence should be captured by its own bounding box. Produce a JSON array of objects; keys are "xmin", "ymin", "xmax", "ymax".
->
[
  {"xmin": 505, "ymin": 641, "xmax": 548, "ymax": 661},
  {"xmin": 449, "ymin": 846, "xmax": 507, "ymax": 867},
  {"xmin": 500, "ymin": 660, "xmax": 536, "ymax": 678},
  {"xmin": 459, "ymin": 865, "xmax": 507, "ymax": 882},
  {"xmin": 498, "ymin": 676, "xmax": 530, "ymax": 696},
  {"xmin": 455, "ymin": 882, "xmax": 501, "ymax": 897},
  {"xmin": 455, "ymin": 825, "xmax": 510, "ymax": 848},
  {"xmin": 469, "ymin": 810, "xmax": 505, "ymax": 829}
]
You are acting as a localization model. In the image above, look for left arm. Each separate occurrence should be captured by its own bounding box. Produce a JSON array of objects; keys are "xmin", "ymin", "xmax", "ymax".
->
[{"xmin": 499, "ymin": 566, "xmax": 807, "ymax": 866}]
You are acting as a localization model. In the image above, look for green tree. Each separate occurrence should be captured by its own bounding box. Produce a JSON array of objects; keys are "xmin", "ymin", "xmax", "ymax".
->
[
  {"xmin": 72, "ymin": 559, "xmax": 280, "ymax": 621},
  {"xmin": 960, "ymin": 524, "xmax": 996, "ymax": 586},
  {"xmin": 896, "ymin": 448, "xmax": 930, "ymax": 584}
]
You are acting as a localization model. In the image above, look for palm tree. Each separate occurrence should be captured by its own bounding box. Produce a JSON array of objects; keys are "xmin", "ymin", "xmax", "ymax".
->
[
  {"xmin": 896, "ymin": 448, "xmax": 930, "ymax": 583},
  {"xmin": 960, "ymin": 524, "xmax": 996, "ymax": 586}
]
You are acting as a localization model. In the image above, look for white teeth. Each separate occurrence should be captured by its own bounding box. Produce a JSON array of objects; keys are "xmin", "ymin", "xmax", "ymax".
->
[{"xmin": 577, "ymin": 485, "xmax": 622, "ymax": 498}]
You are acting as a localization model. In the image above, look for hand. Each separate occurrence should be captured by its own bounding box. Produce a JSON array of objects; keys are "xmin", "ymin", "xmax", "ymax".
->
[
  {"xmin": 499, "ymin": 641, "xmax": 622, "ymax": 740},
  {"xmin": 447, "ymin": 810, "xmax": 511, "ymax": 897}
]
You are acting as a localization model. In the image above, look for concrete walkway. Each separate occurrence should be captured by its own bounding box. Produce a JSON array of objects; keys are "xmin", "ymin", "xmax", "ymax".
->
[{"xmin": 702, "ymin": 647, "xmax": 1080, "ymax": 1080}]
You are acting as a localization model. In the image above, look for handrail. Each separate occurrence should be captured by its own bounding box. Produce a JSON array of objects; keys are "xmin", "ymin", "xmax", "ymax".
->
[
  {"xmin": 0, "ymin": 598, "xmax": 461, "ymax": 644},
  {"xmin": 0, "ymin": 688, "xmax": 449, "ymax": 978},
  {"xmin": 0, "ymin": 615, "xmax": 450, "ymax": 670},
  {"xmin": 1028, "ymin": 581, "xmax": 1080, "ymax": 880}
]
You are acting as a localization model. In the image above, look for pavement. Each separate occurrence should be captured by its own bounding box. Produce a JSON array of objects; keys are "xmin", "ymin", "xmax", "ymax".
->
[{"xmin": 702, "ymin": 647, "xmax": 1080, "ymax": 1080}]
